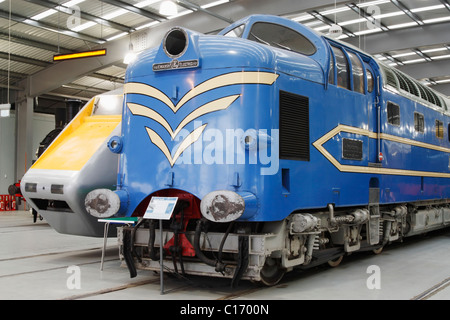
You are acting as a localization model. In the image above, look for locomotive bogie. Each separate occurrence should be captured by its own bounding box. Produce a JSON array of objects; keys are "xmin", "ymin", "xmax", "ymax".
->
[{"xmin": 117, "ymin": 201, "xmax": 449, "ymax": 284}]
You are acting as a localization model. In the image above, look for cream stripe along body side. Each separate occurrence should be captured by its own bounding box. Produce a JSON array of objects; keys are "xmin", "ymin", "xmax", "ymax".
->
[{"xmin": 313, "ymin": 124, "xmax": 450, "ymax": 178}]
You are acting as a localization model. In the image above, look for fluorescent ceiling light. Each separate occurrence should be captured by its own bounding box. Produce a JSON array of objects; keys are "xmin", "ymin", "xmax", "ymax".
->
[
  {"xmin": 319, "ymin": 7, "xmax": 350, "ymax": 15},
  {"xmin": 354, "ymin": 28, "xmax": 382, "ymax": 35},
  {"xmin": 64, "ymin": 0, "xmax": 86, "ymax": 6},
  {"xmin": 423, "ymin": 16, "xmax": 450, "ymax": 24},
  {"xmin": 422, "ymin": 47, "xmax": 447, "ymax": 54},
  {"xmin": 33, "ymin": 0, "xmax": 86, "ymax": 21},
  {"xmin": 135, "ymin": 0, "xmax": 160, "ymax": 8},
  {"xmin": 391, "ymin": 52, "xmax": 416, "ymax": 58},
  {"xmin": 374, "ymin": 11, "xmax": 405, "ymax": 19},
  {"xmin": 136, "ymin": 20, "xmax": 160, "ymax": 30},
  {"xmin": 102, "ymin": 9, "xmax": 128, "ymax": 20},
  {"xmin": 388, "ymin": 21, "xmax": 418, "ymax": 30},
  {"xmin": 71, "ymin": 21, "xmax": 96, "ymax": 32},
  {"xmin": 410, "ymin": 4, "xmax": 445, "ymax": 13},
  {"xmin": 201, "ymin": 0, "xmax": 229, "ymax": 9},
  {"xmin": 357, "ymin": 0, "xmax": 390, "ymax": 8},
  {"xmin": 304, "ymin": 21, "xmax": 323, "ymax": 27},
  {"xmin": 106, "ymin": 32, "xmax": 128, "ymax": 42},
  {"xmin": 435, "ymin": 79, "xmax": 450, "ymax": 84},
  {"xmin": 339, "ymin": 18, "xmax": 366, "ymax": 26},
  {"xmin": 314, "ymin": 25, "xmax": 331, "ymax": 31},
  {"xmin": 291, "ymin": 13, "xmax": 314, "ymax": 22},
  {"xmin": 403, "ymin": 58, "xmax": 426, "ymax": 64},
  {"xmin": 31, "ymin": 9, "xmax": 57, "ymax": 21},
  {"xmin": 432, "ymin": 54, "xmax": 450, "ymax": 60}
]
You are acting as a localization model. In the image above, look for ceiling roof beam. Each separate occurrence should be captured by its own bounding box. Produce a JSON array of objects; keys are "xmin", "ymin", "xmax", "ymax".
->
[
  {"xmin": 309, "ymin": 10, "xmax": 356, "ymax": 38},
  {"xmin": 0, "ymin": 52, "xmax": 51, "ymax": 68},
  {"xmin": 397, "ymin": 58, "xmax": 450, "ymax": 80},
  {"xmin": 413, "ymin": 49, "xmax": 432, "ymax": 62},
  {"xmin": 383, "ymin": 53, "xmax": 404, "ymax": 66},
  {"xmin": 390, "ymin": 0, "xmax": 424, "ymax": 26},
  {"xmin": 41, "ymin": 91, "xmax": 91, "ymax": 101},
  {"xmin": 0, "ymin": 31, "xmax": 73, "ymax": 54},
  {"xmin": 346, "ymin": 3, "xmax": 389, "ymax": 31},
  {"xmin": 90, "ymin": 72, "xmax": 124, "ymax": 83},
  {"xmin": 176, "ymin": 0, "xmax": 233, "ymax": 23},
  {"xmin": 23, "ymin": 0, "xmax": 135, "ymax": 33},
  {"xmin": 22, "ymin": 34, "xmax": 131, "ymax": 96},
  {"xmin": 439, "ymin": 0, "xmax": 450, "ymax": 12},
  {"xmin": 0, "ymin": 69, "xmax": 27, "ymax": 79},
  {"xmin": 61, "ymin": 83, "xmax": 109, "ymax": 94},
  {"xmin": 97, "ymin": 0, "xmax": 166, "ymax": 21},
  {"xmin": 432, "ymin": 83, "xmax": 450, "ymax": 96},
  {"xmin": 0, "ymin": 9, "xmax": 105, "ymax": 44}
]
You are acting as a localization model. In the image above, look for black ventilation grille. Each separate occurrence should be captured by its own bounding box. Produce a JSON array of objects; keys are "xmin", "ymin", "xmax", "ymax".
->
[{"xmin": 279, "ymin": 91, "xmax": 310, "ymax": 161}]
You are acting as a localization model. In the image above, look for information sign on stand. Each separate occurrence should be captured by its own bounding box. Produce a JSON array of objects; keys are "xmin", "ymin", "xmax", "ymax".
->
[
  {"xmin": 144, "ymin": 197, "xmax": 178, "ymax": 220},
  {"xmin": 144, "ymin": 197, "xmax": 178, "ymax": 295}
]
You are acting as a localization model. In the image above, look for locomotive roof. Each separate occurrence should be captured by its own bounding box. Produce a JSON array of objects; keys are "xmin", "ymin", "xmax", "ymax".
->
[{"xmin": 223, "ymin": 14, "xmax": 449, "ymax": 113}]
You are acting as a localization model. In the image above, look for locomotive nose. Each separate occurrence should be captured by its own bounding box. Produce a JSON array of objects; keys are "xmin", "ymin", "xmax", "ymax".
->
[{"xmin": 200, "ymin": 190, "xmax": 258, "ymax": 222}]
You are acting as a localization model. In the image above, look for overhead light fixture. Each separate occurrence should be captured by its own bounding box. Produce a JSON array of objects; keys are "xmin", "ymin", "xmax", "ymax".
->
[
  {"xmin": 328, "ymin": 24, "xmax": 343, "ymax": 38},
  {"xmin": 53, "ymin": 49, "xmax": 107, "ymax": 61},
  {"xmin": 159, "ymin": 1, "xmax": 178, "ymax": 16},
  {"xmin": 123, "ymin": 41, "xmax": 137, "ymax": 65},
  {"xmin": 0, "ymin": 104, "xmax": 11, "ymax": 117}
]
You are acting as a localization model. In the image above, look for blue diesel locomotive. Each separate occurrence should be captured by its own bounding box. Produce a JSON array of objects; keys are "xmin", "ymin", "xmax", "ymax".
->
[{"xmin": 86, "ymin": 15, "xmax": 450, "ymax": 285}]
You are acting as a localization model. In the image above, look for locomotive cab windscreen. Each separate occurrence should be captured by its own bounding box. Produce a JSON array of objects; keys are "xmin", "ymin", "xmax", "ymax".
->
[{"xmin": 222, "ymin": 21, "xmax": 317, "ymax": 56}]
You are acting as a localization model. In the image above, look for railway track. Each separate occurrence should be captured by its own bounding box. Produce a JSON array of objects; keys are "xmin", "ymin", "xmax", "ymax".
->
[
  {"xmin": 2, "ymin": 246, "xmax": 448, "ymax": 300},
  {"xmin": 412, "ymin": 277, "xmax": 450, "ymax": 300},
  {"xmin": 1, "ymin": 215, "xmax": 448, "ymax": 300}
]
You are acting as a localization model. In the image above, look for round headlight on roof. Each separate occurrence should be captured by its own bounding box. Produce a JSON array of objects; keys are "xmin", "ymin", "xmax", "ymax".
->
[{"xmin": 163, "ymin": 27, "xmax": 189, "ymax": 59}]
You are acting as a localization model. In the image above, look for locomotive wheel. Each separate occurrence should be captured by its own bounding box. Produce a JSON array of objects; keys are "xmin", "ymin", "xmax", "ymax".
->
[
  {"xmin": 372, "ymin": 246, "xmax": 383, "ymax": 255},
  {"xmin": 259, "ymin": 257, "xmax": 285, "ymax": 286},
  {"xmin": 327, "ymin": 255, "xmax": 343, "ymax": 267}
]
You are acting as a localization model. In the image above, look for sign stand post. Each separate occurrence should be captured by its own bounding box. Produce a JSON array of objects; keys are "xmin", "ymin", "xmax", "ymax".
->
[
  {"xmin": 143, "ymin": 196, "xmax": 178, "ymax": 295},
  {"xmin": 160, "ymin": 219, "xmax": 164, "ymax": 295}
]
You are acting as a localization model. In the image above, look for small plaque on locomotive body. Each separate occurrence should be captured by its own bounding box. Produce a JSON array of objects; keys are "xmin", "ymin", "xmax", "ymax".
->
[
  {"xmin": 342, "ymin": 138, "xmax": 363, "ymax": 160},
  {"xmin": 153, "ymin": 59, "xmax": 199, "ymax": 71}
]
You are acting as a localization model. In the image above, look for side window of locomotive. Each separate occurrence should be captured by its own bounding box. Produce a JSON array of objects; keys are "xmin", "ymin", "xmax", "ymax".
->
[
  {"xmin": 414, "ymin": 112, "xmax": 424, "ymax": 133},
  {"xmin": 328, "ymin": 49, "xmax": 335, "ymax": 85},
  {"xmin": 435, "ymin": 120, "xmax": 444, "ymax": 139},
  {"xmin": 247, "ymin": 22, "xmax": 316, "ymax": 55},
  {"xmin": 331, "ymin": 46, "xmax": 350, "ymax": 90},
  {"xmin": 347, "ymin": 52, "xmax": 364, "ymax": 94},
  {"xmin": 223, "ymin": 24, "xmax": 245, "ymax": 38},
  {"xmin": 448, "ymin": 123, "xmax": 450, "ymax": 142},
  {"xmin": 366, "ymin": 69, "xmax": 374, "ymax": 93},
  {"xmin": 387, "ymin": 102, "xmax": 400, "ymax": 126}
]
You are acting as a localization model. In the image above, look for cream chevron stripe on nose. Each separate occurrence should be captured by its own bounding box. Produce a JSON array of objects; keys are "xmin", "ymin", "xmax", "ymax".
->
[
  {"xmin": 124, "ymin": 71, "xmax": 279, "ymax": 113},
  {"xmin": 124, "ymin": 71, "xmax": 279, "ymax": 166}
]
